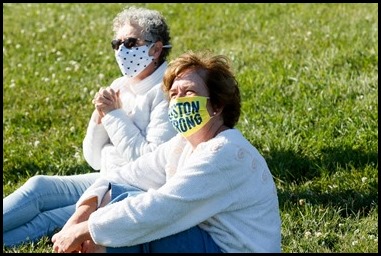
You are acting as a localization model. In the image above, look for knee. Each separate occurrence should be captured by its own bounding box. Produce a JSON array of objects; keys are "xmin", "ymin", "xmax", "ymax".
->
[{"xmin": 24, "ymin": 175, "xmax": 54, "ymax": 190}]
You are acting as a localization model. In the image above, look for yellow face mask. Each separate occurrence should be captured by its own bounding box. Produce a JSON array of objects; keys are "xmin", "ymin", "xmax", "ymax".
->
[{"xmin": 168, "ymin": 96, "xmax": 212, "ymax": 137}]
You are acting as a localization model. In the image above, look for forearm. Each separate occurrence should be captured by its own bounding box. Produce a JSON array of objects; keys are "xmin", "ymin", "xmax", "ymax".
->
[{"xmin": 63, "ymin": 196, "xmax": 98, "ymax": 228}]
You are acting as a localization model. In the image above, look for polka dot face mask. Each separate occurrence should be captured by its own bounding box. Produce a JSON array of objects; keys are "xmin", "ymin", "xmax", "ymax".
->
[{"xmin": 114, "ymin": 43, "xmax": 154, "ymax": 78}]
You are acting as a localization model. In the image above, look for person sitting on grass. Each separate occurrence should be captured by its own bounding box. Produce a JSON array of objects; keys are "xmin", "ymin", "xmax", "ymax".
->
[
  {"xmin": 3, "ymin": 6, "xmax": 176, "ymax": 248},
  {"xmin": 52, "ymin": 50, "xmax": 282, "ymax": 253}
]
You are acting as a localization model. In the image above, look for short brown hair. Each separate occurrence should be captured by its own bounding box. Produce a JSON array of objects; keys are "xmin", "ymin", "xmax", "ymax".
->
[{"xmin": 163, "ymin": 51, "xmax": 241, "ymax": 128}]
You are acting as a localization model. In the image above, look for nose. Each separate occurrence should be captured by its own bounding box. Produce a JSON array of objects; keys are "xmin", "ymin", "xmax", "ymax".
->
[{"xmin": 178, "ymin": 91, "xmax": 187, "ymax": 97}]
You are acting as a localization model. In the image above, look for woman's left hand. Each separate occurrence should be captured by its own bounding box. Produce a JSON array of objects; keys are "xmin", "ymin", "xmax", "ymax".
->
[
  {"xmin": 51, "ymin": 221, "xmax": 90, "ymax": 253},
  {"xmin": 93, "ymin": 87, "xmax": 121, "ymax": 115}
]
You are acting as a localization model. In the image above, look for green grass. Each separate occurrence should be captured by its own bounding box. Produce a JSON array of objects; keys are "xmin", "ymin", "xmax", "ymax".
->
[{"xmin": 3, "ymin": 3, "xmax": 378, "ymax": 253}]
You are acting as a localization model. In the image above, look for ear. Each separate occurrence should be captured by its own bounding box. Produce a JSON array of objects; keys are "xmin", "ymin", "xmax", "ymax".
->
[
  {"xmin": 212, "ymin": 108, "xmax": 222, "ymax": 116},
  {"xmin": 151, "ymin": 41, "xmax": 163, "ymax": 59},
  {"xmin": 214, "ymin": 104, "xmax": 225, "ymax": 115}
]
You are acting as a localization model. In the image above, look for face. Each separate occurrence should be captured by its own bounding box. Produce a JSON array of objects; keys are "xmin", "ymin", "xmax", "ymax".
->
[
  {"xmin": 167, "ymin": 69, "xmax": 218, "ymax": 137},
  {"xmin": 112, "ymin": 24, "xmax": 154, "ymax": 54},
  {"xmin": 169, "ymin": 69, "xmax": 208, "ymax": 99},
  {"xmin": 113, "ymin": 23, "xmax": 159, "ymax": 78},
  {"xmin": 168, "ymin": 69, "xmax": 214, "ymax": 114}
]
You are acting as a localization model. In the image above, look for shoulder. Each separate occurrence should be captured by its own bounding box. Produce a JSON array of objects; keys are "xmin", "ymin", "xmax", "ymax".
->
[
  {"xmin": 198, "ymin": 129, "xmax": 251, "ymax": 153},
  {"xmin": 145, "ymin": 82, "xmax": 168, "ymax": 106},
  {"xmin": 109, "ymin": 76, "xmax": 129, "ymax": 90},
  {"xmin": 193, "ymin": 129, "xmax": 265, "ymax": 167}
]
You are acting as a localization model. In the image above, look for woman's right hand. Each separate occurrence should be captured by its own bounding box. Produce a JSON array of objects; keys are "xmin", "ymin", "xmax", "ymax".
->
[{"xmin": 92, "ymin": 87, "xmax": 121, "ymax": 120}]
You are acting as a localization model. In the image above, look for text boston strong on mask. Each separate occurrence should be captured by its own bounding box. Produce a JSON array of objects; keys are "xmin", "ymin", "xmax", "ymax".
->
[{"xmin": 168, "ymin": 96, "xmax": 212, "ymax": 137}]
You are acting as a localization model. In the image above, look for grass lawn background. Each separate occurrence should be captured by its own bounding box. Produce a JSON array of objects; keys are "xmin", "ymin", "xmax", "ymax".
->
[{"xmin": 3, "ymin": 3, "xmax": 378, "ymax": 253}]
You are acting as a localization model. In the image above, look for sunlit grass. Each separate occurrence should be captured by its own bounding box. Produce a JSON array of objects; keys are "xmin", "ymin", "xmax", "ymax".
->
[{"xmin": 3, "ymin": 3, "xmax": 378, "ymax": 253}]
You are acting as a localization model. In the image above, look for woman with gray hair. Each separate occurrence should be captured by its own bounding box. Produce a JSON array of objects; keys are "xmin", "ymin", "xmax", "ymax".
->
[{"xmin": 3, "ymin": 6, "xmax": 176, "ymax": 248}]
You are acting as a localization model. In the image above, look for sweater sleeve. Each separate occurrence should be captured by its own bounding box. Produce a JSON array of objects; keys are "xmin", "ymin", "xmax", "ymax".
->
[
  {"xmin": 87, "ymin": 138, "xmax": 248, "ymax": 247},
  {"xmin": 101, "ymin": 87, "xmax": 176, "ymax": 164},
  {"xmin": 75, "ymin": 135, "xmax": 180, "ymax": 209},
  {"xmin": 82, "ymin": 77, "xmax": 124, "ymax": 171},
  {"xmin": 75, "ymin": 178, "xmax": 110, "ymax": 209},
  {"xmin": 82, "ymin": 111, "xmax": 110, "ymax": 171}
]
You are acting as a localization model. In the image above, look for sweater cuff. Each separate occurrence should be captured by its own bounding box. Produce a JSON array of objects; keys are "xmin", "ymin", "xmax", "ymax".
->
[{"xmin": 76, "ymin": 178, "xmax": 110, "ymax": 209}]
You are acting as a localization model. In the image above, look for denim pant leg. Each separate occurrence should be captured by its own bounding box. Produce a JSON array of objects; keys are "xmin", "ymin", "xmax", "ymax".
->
[
  {"xmin": 3, "ymin": 172, "xmax": 100, "ymax": 247},
  {"xmin": 3, "ymin": 204, "xmax": 76, "ymax": 247},
  {"xmin": 109, "ymin": 183, "xmax": 143, "ymax": 203},
  {"xmin": 107, "ymin": 226, "xmax": 221, "ymax": 253},
  {"xmin": 149, "ymin": 226, "xmax": 222, "ymax": 253},
  {"xmin": 105, "ymin": 183, "xmax": 221, "ymax": 253}
]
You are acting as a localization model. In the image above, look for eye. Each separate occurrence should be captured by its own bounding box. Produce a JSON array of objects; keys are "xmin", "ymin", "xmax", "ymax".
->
[
  {"xmin": 185, "ymin": 90, "xmax": 196, "ymax": 96},
  {"xmin": 169, "ymin": 92, "xmax": 177, "ymax": 99}
]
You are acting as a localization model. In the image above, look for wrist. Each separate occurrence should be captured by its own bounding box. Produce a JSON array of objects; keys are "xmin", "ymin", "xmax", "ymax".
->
[{"xmin": 78, "ymin": 221, "xmax": 92, "ymax": 242}]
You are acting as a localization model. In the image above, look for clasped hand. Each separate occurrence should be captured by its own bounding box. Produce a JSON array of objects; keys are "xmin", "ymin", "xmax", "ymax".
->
[
  {"xmin": 51, "ymin": 222, "xmax": 89, "ymax": 253},
  {"xmin": 92, "ymin": 87, "xmax": 122, "ymax": 118}
]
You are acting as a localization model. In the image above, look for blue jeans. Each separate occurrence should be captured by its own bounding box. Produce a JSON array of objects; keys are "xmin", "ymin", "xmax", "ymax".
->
[
  {"xmin": 3, "ymin": 173, "xmax": 100, "ymax": 247},
  {"xmin": 105, "ymin": 184, "xmax": 222, "ymax": 253}
]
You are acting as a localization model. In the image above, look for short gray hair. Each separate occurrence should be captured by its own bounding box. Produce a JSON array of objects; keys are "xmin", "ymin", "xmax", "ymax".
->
[{"xmin": 113, "ymin": 6, "xmax": 171, "ymax": 61}]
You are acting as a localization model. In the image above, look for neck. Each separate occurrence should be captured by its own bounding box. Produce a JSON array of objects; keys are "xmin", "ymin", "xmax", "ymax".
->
[{"xmin": 187, "ymin": 119, "xmax": 228, "ymax": 150}]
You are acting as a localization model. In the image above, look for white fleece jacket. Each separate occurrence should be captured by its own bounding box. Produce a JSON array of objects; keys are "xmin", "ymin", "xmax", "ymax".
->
[
  {"xmin": 82, "ymin": 62, "xmax": 176, "ymax": 174},
  {"xmin": 77, "ymin": 129, "xmax": 282, "ymax": 253}
]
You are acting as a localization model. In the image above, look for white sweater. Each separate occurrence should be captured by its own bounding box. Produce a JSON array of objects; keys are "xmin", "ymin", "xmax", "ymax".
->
[
  {"xmin": 77, "ymin": 129, "xmax": 282, "ymax": 253},
  {"xmin": 82, "ymin": 62, "xmax": 176, "ymax": 174}
]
